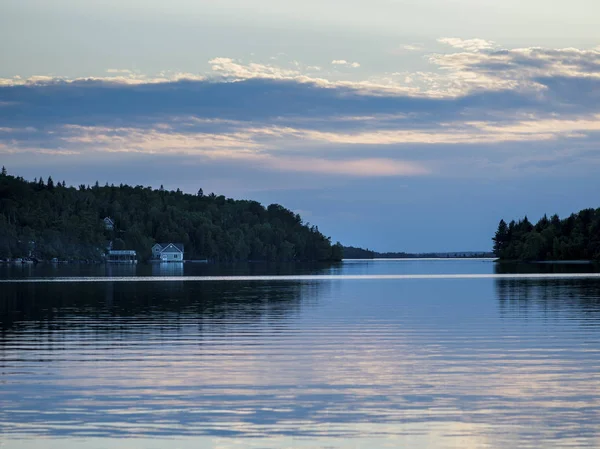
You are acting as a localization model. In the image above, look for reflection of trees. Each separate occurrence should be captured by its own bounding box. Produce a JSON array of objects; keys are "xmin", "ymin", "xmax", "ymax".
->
[
  {"xmin": 1, "ymin": 260, "xmax": 342, "ymax": 279},
  {"xmin": 0, "ymin": 278, "xmax": 327, "ymax": 336},
  {"xmin": 495, "ymin": 261, "xmax": 600, "ymax": 275},
  {"xmin": 494, "ymin": 262, "xmax": 600, "ymax": 317},
  {"xmin": 495, "ymin": 278, "xmax": 600, "ymax": 318}
]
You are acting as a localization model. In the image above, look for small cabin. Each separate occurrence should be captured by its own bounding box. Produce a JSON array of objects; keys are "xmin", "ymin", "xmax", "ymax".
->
[{"xmin": 152, "ymin": 243, "xmax": 184, "ymax": 262}]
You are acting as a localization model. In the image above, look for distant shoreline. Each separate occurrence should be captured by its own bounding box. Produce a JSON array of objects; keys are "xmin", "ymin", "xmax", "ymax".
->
[
  {"xmin": 495, "ymin": 259, "xmax": 595, "ymax": 265},
  {"xmin": 344, "ymin": 257, "xmax": 496, "ymax": 261}
]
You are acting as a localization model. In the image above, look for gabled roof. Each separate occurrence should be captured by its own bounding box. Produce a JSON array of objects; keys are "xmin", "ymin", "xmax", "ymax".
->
[
  {"xmin": 155, "ymin": 243, "xmax": 184, "ymax": 253},
  {"xmin": 103, "ymin": 217, "xmax": 115, "ymax": 224}
]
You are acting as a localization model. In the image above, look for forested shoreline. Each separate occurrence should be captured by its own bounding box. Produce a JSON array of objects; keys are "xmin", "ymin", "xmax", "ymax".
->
[
  {"xmin": 0, "ymin": 168, "xmax": 343, "ymax": 262},
  {"xmin": 342, "ymin": 246, "xmax": 492, "ymax": 259},
  {"xmin": 493, "ymin": 208, "xmax": 600, "ymax": 261}
]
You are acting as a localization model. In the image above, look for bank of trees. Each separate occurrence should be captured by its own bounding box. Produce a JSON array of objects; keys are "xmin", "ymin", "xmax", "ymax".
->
[
  {"xmin": 0, "ymin": 168, "xmax": 343, "ymax": 262},
  {"xmin": 493, "ymin": 208, "xmax": 600, "ymax": 261}
]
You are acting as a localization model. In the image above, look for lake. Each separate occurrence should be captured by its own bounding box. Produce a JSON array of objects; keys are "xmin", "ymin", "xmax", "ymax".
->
[{"xmin": 2, "ymin": 259, "xmax": 600, "ymax": 448}]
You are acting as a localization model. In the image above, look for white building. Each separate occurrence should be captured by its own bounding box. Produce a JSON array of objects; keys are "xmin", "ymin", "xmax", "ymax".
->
[
  {"xmin": 152, "ymin": 243, "xmax": 184, "ymax": 262},
  {"xmin": 103, "ymin": 217, "xmax": 115, "ymax": 231}
]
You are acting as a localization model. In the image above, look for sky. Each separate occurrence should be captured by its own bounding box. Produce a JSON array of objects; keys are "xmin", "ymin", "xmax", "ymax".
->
[{"xmin": 1, "ymin": 0, "xmax": 600, "ymax": 252}]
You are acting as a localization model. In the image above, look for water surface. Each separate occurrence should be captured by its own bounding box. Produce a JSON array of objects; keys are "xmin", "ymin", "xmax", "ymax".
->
[{"xmin": 2, "ymin": 259, "xmax": 600, "ymax": 448}]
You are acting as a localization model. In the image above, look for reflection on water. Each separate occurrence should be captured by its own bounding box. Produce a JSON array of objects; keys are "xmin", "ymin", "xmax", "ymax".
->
[
  {"xmin": 2, "ymin": 260, "xmax": 600, "ymax": 448},
  {"xmin": 495, "ymin": 261, "xmax": 600, "ymax": 274},
  {"xmin": 0, "ymin": 260, "xmax": 345, "ymax": 279},
  {"xmin": 150, "ymin": 262, "xmax": 184, "ymax": 277}
]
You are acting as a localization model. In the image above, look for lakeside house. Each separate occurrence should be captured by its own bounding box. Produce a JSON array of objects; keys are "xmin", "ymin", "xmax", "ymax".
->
[
  {"xmin": 103, "ymin": 217, "xmax": 115, "ymax": 231},
  {"xmin": 107, "ymin": 250, "xmax": 137, "ymax": 264},
  {"xmin": 152, "ymin": 243, "xmax": 184, "ymax": 262}
]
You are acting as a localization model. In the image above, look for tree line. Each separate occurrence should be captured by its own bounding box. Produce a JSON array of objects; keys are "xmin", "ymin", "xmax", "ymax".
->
[
  {"xmin": 343, "ymin": 245, "xmax": 492, "ymax": 259},
  {"xmin": 0, "ymin": 167, "xmax": 343, "ymax": 262},
  {"xmin": 493, "ymin": 208, "xmax": 600, "ymax": 261}
]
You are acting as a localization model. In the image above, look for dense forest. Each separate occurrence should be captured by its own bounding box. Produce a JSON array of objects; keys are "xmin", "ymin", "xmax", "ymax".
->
[
  {"xmin": 0, "ymin": 167, "xmax": 343, "ymax": 262},
  {"xmin": 493, "ymin": 208, "xmax": 600, "ymax": 261}
]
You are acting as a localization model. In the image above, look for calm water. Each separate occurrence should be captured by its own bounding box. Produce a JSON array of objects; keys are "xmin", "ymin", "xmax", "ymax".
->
[{"xmin": 2, "ymin": 259, "xmax": 600, "ymax": 448}]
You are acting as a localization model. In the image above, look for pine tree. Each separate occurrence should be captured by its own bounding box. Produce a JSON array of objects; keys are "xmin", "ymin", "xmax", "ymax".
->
[{"xmin": 492, "ymin": 219, "xmax": 508, "ymax": 257}]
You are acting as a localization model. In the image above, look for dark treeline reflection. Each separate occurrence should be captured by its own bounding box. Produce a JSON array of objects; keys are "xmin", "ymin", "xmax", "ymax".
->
[
  {"xmin": 495, "ymin": 261, "xmax": 600, "ymax": 274},
  {"xmin": 0, "ymin": 279, "xmax": 325, "ymax": 335},
  {"xmin": 495, "ymin": 278, "xmax": 600, "ymax": 317},
  {"xmin": 494, "ymin": 262, "xmax": 600, "ymax": 317},
  {"xmin": 0, "ymin": 260, "xmax": 343, "ymax": 279}
]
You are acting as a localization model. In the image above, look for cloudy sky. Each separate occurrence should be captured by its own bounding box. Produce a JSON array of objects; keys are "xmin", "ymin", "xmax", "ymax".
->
[{"xmin": 2, "ymin": 0, "xmax": 600, "ymax": 252}]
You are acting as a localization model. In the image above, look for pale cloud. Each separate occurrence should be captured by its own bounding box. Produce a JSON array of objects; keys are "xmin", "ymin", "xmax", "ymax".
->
[
  {"xmin": 207, "ymin": 58, "xmax": 418, "ymax": 95},
  {"xmin": 401, "ymin": 44, "xmax": 425, "ymax": 52},
  {"xmin": 429, "ymin": 46, "xmax": 600, "ymax": 94},
  {"xmin": 2, "ymin": 42, "xmax": 599, "ymax": 101},
  {"xmin": 7, "ymin": 110, "xmax": 600, "ymax": 178},
  {"xmin": 4, "ymin": 40, "xmax": 600, "ymax": 181},
  {"xmin": 106, "ymin": 69, "xmax": 134, "ymax": 74},
  {"xmin": 468, "ymin": 115, "xmax": 600, "ymax": 137},
  {"xmin": 61, "ymin": 125, "xmax": 262, "ymax": 154},
  {"xmin": 209, "ymin": 57, "xmax": 301, "ymax": 79},
  {"xmin": 331, "ymin": 60, "xmax": 361, "ymax": 68},
  {"xmin": 39, "ymin": 124, "xmax": 429, "ymax": 177},
  {"xmin": 260, "ymin": 156, "xmax": 427, "ymax": 177},
  {"xmin": 8, "ymin": 44, "xmax": 598, "ymax": 100},
  {"xmin": 431, "ymin": 47, "xmax": 600, "ymax": 79},
  {"xmin": 438, "ymin": 37, "xmax": 496, "ymax": 51},
  {"xmin": 274, "ymin": 119, "xmax": 599, "ymax": 146},
  {"xmin": 0, "ymin": 72, "xmax": 206, "ymax": 86}
]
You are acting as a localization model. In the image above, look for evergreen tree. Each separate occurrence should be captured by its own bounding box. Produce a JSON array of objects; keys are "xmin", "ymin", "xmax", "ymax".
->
[{"xmin": 492, "ymin": 219, "xmax": 508, "ymax": 257}]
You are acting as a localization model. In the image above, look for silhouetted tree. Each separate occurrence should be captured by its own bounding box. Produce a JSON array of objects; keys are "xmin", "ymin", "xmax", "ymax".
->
[{"xmin": 493, "ymin": 219, "xmax": 508, "ymax": 256}]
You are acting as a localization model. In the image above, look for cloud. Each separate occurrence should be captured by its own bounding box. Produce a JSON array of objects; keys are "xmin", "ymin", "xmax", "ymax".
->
[
  {"xmin": 0, "ymin": 72, "xmax": 206, "ymax": 87},
  {"xmin": 428, "ymin": 46, "xmax": 600, "ymax": 95},
  {"xmin": 258, "ymin": 156, "xmax": 427, "ymax": 177},
  {"xmin": 106, "ymin": 69, "xmax": 134, "ymax": 74},
  {"xmin": 331, "ymin": 60, "xmax": 361, "ymax": 68},
  {"xmin": 438, "ymin": 37, "xmax": 496, "ymax": 51},
  {"xmin": 1, "ymin": 123, "xmax": 429, "ymax": 177},
  {"xmin": 209, "ymin": 57, "xmax": 302, "ymax": 80},
  {"xmin": 3, "ymin": 40, "xmax": 600, "ymax": 181},
  {"xmin": 400, "ymin": 44, "xmax": 425, "ymax": 52}
]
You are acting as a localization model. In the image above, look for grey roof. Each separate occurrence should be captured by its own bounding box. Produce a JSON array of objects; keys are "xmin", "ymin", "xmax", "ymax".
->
[{"xmin": 155, "ymin": 243, "xmax": 184, "ymax": 253}]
